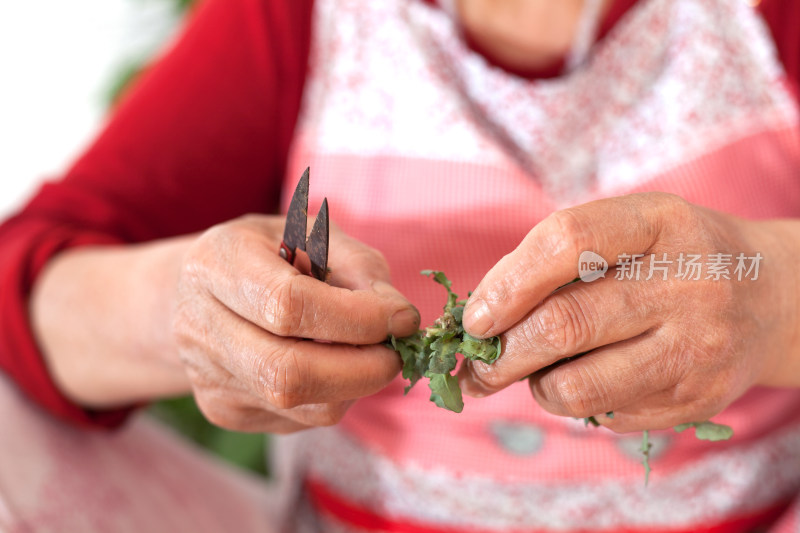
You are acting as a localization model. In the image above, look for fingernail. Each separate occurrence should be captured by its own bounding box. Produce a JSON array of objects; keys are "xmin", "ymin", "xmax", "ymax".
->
[
  {"xmin": 371, "ymin": 281, "xmax": 420, "ymax": 336},
  {"xmin": 389, "ymin": 307, "xmax": 420, "ymax": 336},
  {"xmin": 463, "ymin": 298, "xmax": 494, "ymax": 337}
]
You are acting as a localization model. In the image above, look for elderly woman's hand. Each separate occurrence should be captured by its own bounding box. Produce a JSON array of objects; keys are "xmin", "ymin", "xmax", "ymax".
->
[
  {"xmin": 458, "ymin": 192, "xmax": 800, "ymax": 432},
  {"xmin": 173, "ymin": 215, "xmax": 419, "ymax": 433}
]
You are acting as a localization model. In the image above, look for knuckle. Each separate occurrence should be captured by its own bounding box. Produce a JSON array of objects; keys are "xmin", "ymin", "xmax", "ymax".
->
[
  {"xmin": 658, "ymin": 343, "xmax": 689, "ymax": 390},
  {"xmin": 527, "ymin": 294, "xmax": 592, "ymax": 354},
  {"xmin": 546, "ymin": 366, "xmax": 605, "ymax": 418},
  {"xmin": 655, "ymin": 192, "xmax": 690, "ymax": 215},
  {"xmin": 540, "ymin": 209, "xmax": 593, "ymax": 259},
  {"xmin": 203, "ymin": 221, "xmax": 242, "ymax": 258},
  {"xmin": 255, "ymin": 350, "xmax": 305, "ymax": 409},
  {"xmin": 357, "ymin": 245, "xmax": 388, "ymax": 268},
  {"xmin": 658, "ymin": 347, "xmax": 700, "ymax": 405},
  {"xmin": 263, "ymin": 277, "xmax": 306, "ymax": 337},
  {"xmin": 349, "ymin": 245, "xmax": 391, "ymax": 278},
  {"xmin": 179, "ymin": 222, "xmax": 245, "ymax": 290},
  {"xmin": 655, "ymin": 193, "xmax": 697, "ymax": 236},
  {"xmin": 664, "ymin": 349, "xmax": 729, "ymax": 410}
]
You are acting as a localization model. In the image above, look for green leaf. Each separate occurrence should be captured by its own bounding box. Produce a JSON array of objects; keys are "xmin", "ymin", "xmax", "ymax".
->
[
  {"xmin": 428, "ymin": 335, "xmax": 460, "ymax": 374},
  {"xmin": 384, "ymin": 271, "xmax": 502, "ymax": 413},
  {"xmin": 556, "ymin": 277, "xmax": 582, "ymax": 291},
  {"xmin": 388, "ymin": 334, "xmax": 425, "ymax": 394},
  {"xmin": 427, "ymin": 373, "xmax": 463, "ymax": 413},
  {"xmin": 492, "ymin": 335, "xmax": 502, "ymax": 361},
  {"xmin": 459, "ymin": 332, "xmax": 500, "ymax": 363},
  {"xmin": 421, "ymin": 270, "xmax": 452, "ymax": 290},
  {"xmin": 583, "ymin": 412, "xmax": 614, "ymax": 427},
  {"xmin": 446, "ymin": 292, "xmax": 458, "ymax": 310},
  {"xmin": 695, "ymin": 422, "xmax": 733, "ymax": 441},
  {"xmin": 422, "ymin": 270, "xmax": 458, "ymax": 310},
  {"xmin": 674, "ymin": 420, "xmax": 733, "ymax": 441},
  {"xmin": 149, "ymin": 396, "xmax": 268, "ymax": 477},
  {"xmin": 641, "ymin": 430, "xmax": 652, "ymax": 486}
]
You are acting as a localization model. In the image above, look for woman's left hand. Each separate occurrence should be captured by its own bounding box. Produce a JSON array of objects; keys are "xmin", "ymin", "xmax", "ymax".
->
[{"xmin": 458, "ymin": 192, "xmax": 800, "ymax": 432}]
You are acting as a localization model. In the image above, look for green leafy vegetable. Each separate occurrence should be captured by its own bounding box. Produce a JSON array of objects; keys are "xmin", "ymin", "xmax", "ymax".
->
[
  {"xmin": 460, "ymin": 332, "xmax": 500, "ymax": 363},
  {"xmin": 428, "ymin": 373, "xmax": 463, "ymax": 413},
  {"xmin": 640, "ymin": 430, "xmax": 652, "ymax": 486},
  {"xmin": 388, "ymin": 271, "xmax": 502, "ymax": 413},
  {"xmin": 388, "ymin": 271, "xmax": 735, "ymax": 484},
  {"xmin": 585, "ymin": 413, "xmax": 733, "ymax": 483},
  {"xmin": 673, "ymin": 420, "xmax": 734, "ymax": 441}
]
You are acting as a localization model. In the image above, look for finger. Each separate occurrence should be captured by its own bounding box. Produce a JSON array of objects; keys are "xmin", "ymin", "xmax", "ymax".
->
[
  {"xmin": 193, "ymin": 219, "xmax": 419, "ymax": 343},
  {"xmin": 195, "ymin": 384, "xmax": 355, "ymax": 433},
  {"xmin": 194, "ymin": 390, "xmax": 311, "ymax": 433},
  {"xmin": 325, "ymin": 229, "xmax": 391, "ymax": 290},
  {"xmin": 297, "ymin": 221, "xmax": 422, "ymax": 336},
  {"xmin": 200, "ymin": 301, "xmax": 403, "ymax": 409},
  {"xmin": 463, "ymin": 192, "xmax": 690, "ymax": 338},
  {"xmin": 286, "ymin": 220, "xmax": 393, "ymax": 291},
  {"xmin": 528, "ymin": 328, "xmax": 685, "ymax": 420},
  {"xmin": 239, "ymin": 338, "xmax": 403, "ymax": 409},
  {"xmin": 458, "ymin": 273, "xmax": 662, "ymax": 396},
  {"xmin": 183, "ymin": 351, "xmax": 358, "ymax": 432},
  {"xmin": 589, "ymin": 392, "xmax": 725, "ymax": 433}
]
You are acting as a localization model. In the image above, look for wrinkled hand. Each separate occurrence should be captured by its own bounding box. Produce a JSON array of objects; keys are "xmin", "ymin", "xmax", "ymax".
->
[
  {"xmin": 173, "ymin": 215, "xmax": 419, "ymax": 433},
  {"xmin": 459, "ymin": 192, "xmax": 798, "ymax": 432}
]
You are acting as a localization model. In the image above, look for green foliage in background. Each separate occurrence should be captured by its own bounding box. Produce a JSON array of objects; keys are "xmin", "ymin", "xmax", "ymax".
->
[
  {"xmin": 149, "ymin": 397, "xmax": 269, "ymax": 477},
  {"xmin": 172, "ymin": 0, "xmax": 196, "ymax": 11},
  {"xmin": 109, "ymin": 0, "xmax": 267, "ymax": 478},
  {"xmin": 139, "ymin": 0, "xmax": 195, "ymax": 14},
  {"xmin": 106, "ymin": 0, "xmax": 197, "ymax": 105}
]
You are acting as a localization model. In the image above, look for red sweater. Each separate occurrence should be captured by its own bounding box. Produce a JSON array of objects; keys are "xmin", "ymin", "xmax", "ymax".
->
[{"xmin": 0, "ymin": 0, "xmax": 798, "ymax": 428}]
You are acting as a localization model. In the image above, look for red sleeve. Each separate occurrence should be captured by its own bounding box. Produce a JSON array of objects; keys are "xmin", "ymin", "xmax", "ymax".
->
[
  {"xmin": 758, "ymin": 0, "xmax": 800, "ymax": 95},
  {"xmin": 0, "ymin": 0, "xmax": 314, "ymax": 428}
]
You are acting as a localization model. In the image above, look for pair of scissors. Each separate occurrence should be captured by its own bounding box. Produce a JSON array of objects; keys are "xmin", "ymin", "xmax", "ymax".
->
[{"xmin": 279, "ymin": 167, "xmax": 329, "ymax": 281}]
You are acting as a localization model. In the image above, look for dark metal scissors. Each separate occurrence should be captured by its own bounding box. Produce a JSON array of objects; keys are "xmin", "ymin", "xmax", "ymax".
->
[{"xmin": 279, "ymin": 167, "xmax": 329, "ymax": 281}]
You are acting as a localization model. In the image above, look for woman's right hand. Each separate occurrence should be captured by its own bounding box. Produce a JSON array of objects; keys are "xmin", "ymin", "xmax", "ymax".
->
[{"xmin": 173, "ymin": 215, "xmax": 419, "ymax": 434}]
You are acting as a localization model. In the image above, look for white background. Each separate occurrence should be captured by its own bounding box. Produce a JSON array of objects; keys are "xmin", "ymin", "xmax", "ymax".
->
[{"xmin": 0, "ymin": 0, "xmax": 178, "ymax": 217}]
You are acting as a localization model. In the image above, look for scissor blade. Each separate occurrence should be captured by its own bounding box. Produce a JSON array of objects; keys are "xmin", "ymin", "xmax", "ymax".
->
[
  {"xmin": 307, "ymin": 197, "xmax": 329, "ymax": 282},
  {"xmin": 283, "ymin": 167, "xmax": 310, "ymax": 254}
]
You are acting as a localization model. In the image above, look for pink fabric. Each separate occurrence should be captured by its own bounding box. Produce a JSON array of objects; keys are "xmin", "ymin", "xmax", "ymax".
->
[
  {"xmin": 278, "ymin": 0, "xmax": 800, "ymax": 530},
  {"xmin": 626, "ymin": 127, "xmax": 800, "ymax": 216},
  {"xmin": 0, "ymin": 373, "xmax": 279, "ymax": 533}
]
